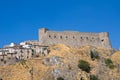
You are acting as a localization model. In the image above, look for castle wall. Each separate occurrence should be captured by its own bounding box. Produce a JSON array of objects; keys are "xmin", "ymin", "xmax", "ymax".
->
[{"xmin": 39, "ymin": 28, "xmax": 112, "ymax": 48}]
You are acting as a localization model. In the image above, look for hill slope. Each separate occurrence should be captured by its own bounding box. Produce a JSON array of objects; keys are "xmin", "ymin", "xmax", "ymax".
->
[{"xmin": 0, "ymin": 44, "xmax": 120, "ymax": 80}]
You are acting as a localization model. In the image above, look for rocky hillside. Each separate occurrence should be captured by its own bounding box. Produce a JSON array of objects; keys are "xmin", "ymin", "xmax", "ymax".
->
[{"xmin": 0, "ymin": 44, "xmax": 120, "ymax": 80}]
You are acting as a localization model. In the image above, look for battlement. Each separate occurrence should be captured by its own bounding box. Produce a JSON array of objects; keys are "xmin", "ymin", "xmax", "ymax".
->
[{"xmin": 39, "ymin": 28, "xmax": 112, "ymax": 49}]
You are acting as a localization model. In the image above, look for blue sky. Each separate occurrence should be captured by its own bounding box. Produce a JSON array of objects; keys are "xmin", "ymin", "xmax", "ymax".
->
[{"xmin": 0, "ymin": 0, "xmax": 120, "ymax": 49}]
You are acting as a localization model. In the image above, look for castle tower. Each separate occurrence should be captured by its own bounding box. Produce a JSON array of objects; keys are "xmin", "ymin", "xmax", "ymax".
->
[
  {"xmin": 99, "ymin": 32, "xmax": 112, "ymax": 48},
  {"xmin": 39, "ymin": 28, "xmax": 49, "ymax": 45}
]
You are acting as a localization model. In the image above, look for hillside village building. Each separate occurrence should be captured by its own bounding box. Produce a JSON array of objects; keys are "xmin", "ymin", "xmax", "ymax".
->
[
  {"xmin": 0, "ymin": 40, "xmax": 49, "ymax": 66},
  {"xmin": 39, "ymin": 28, "xmax": 112, "ymax": 49}
]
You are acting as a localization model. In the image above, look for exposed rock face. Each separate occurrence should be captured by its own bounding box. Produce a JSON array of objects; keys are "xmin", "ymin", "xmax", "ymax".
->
[
  {"xmin": 0, "ymin": 44, "xmax": 119, "ymax": 80},
  {"xmin": 42, "ymin": 56, "xmax": 63, "ymax": 66}
]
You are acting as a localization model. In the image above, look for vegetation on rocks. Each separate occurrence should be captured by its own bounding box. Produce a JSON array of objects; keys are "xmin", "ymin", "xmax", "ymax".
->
[
  {"xmin": 78, "ymin": 60, "xmax": 91, "ymax": 73},
  {"xmin": 90, "ymin": 75, "xmax": 99, "ymax": 80},
  {"xmin": 57, "ymin": 77, "xmax": 64, "ymax": 80},
  {"xmin": 105, "ymin": 58, "xmax": 115, "ymax": 69},
  {"xmin": 80, "ymin": 77, "xmax": 84, "ymax": 80},
  {"xmin": 90, "ymin": 50, "xmax": 100, "ymax": 61}
]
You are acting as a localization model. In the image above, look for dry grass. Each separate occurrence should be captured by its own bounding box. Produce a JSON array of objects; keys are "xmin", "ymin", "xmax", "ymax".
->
[
  {"xmin": 111, "ymin": 51, "xmax": 120, "ymax": 64},
  {"xmin": 0, "ymin": 44, "xmax": 119, "ymax": 80}
]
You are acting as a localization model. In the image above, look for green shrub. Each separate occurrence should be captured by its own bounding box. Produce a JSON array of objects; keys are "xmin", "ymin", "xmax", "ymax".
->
[
  {"xmin": 57, "ymin": 77, "xmax": 64, "ymax": 80},
  {"xmin": 90, "ymin": 51, "xmax": 94, "ymax": 60},
  {"xmin": 80, "ymin": 77, "xmax": 84, "ymax": 80},
  {"xmin": 90, "ymin": 75, "xmax": 99, "ymax": 80},
  {"xmin": 78, "ymin": 60, "xmax": 91, "ymax": 73},
  {"xmin": 90, "ymin": 51, "xmax": 100, "ymax": 61},
  {"xmin": 105, "ymin": 58, "xmax": 115, "ymax": 69}
]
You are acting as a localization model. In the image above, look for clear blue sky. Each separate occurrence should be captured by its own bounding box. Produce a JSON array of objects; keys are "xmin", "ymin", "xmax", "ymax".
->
[{"xmin": 0, "ymin": 0, "xmax": 120, "ymax": 49}]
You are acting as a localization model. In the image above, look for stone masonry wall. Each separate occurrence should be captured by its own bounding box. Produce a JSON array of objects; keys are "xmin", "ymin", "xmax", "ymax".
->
[{"xmin": 39, "ymin": 28, "xmax": 112, "ymax": 48}]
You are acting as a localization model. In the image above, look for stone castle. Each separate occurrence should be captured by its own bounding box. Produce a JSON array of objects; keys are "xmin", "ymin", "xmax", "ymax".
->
[
  {"xmin": 0, "ymin": 28, "xmax": 112, "ymax": 66},
  {"xmin": 39, "ymin": 28, "xmax": 112, "ymax": 48}
]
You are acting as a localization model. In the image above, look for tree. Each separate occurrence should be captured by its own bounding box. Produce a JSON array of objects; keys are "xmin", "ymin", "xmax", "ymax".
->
[
  {"xmin": 90, "ymin": 51, "xmax": 94, "ymax": 60},
  {"xmin": 90, "ymin": 51, "xmax": 100, "ymax": 61},
  {"xmin": 105, "ymin": 58, "xmax": 115, "ymax": 69},
  {"xmin": 90, "ymin": 75, "xmax": 99, "ymax": 80},
  {"xmin": 80, "ymin": 77, "xmax": 84, "ymax": 80},
  {"xmin": 57, "ymin": 77, "xmax": 64, "ymax": 80},
  {"xmin": 78, "ymin": 60, "xmax": 91, "ymax": 73}
]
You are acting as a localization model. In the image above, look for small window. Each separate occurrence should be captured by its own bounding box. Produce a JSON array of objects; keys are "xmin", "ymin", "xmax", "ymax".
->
[
  {"xmin": 21, "ymin": 50, "xmax": 23, "ymax": 53},
  {"xmin": 54, "ymin": 36, "xmax": 56, "ymax": 38},
  {"xmin": 81, "ymin": 37, "xmax": 83, "ymax": 39},
  {"xmin": 8, "ymin": 57, "xmax": 11, "ymax": 59},
  {"xmin": 49, "ymin": 35, "xmax": 51, "ymax": 38},
  {"xmin": 86, "ymin": 37, "xmax": 88, "ymax": 40},
  {"xmin": 73, "ymin": 36, "xmax": 75, "ymax": 39},
  {"xmin": 60, "ymin": 36, "xmax": 62, "ymax": 39},
  {"xmin": 101, "ymin": 39, "xmax": 104, "ymax": 42},
  {"xmin": 66, "ymin": 36, "xmax": 68, "ymax": 38},
  {"xmin": 4, "ymin": 60, "xmax": 6, "ymax": 64},
  {"xmin": 1, "ymin": 59, "xmax": 3, "ymax": 61}
]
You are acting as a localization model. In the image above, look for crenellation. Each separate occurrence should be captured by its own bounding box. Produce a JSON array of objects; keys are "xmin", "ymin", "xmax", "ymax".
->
[{"xmin": 39, "ymin": 28, "xmax": 112, "ymax": 48}]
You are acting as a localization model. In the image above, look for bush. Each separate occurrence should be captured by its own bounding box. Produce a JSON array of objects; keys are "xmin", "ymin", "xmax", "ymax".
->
[
  {"xmin": 78, "ymin": 60, "xmax": 91, "ymax": 73},
  {"xmin": 80, "ymin": 77, "xmax": 84, "ymax": 80},
  {"xmin": 90, "ymin": 75, "xmax": 99, "ymax": 80},
  {"xmin": 90, "ymin": 51, "xmax": 94, "ymax": 60},
  {"xmin": 90, "ymin": 51, "xmax": 100, "ymax": 61},
  {"xmin": 57, "ymin": 77, "xmax": 64, "ymax": 80},
  {"xmin": 105, "ymin": 58, "xmax": 115, "ymax": 69}
]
